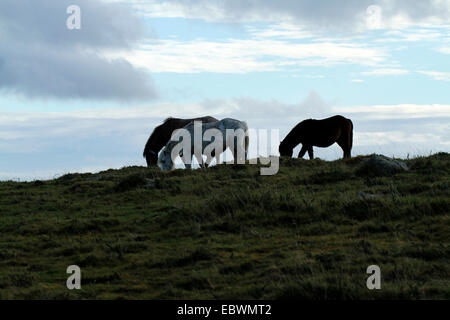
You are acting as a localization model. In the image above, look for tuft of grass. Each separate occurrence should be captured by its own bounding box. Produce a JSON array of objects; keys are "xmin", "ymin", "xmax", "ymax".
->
[{"xmin": 114, "ymin": 174, "xmax": 148, "ymax": 192}]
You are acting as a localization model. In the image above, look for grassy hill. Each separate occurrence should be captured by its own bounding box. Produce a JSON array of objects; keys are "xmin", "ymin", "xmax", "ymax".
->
[{"xmin": 0, "ymin": 153, "xmax": 449, "ymax": 299}]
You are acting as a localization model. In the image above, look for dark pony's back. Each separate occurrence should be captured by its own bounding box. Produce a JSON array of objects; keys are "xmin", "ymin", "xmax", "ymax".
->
[{"xmin": 143, "ymin": 116, "xmax": 218, "ymax": 166}]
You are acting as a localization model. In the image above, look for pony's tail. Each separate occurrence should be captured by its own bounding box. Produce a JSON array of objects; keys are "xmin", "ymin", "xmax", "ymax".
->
[
  {"xmin": 245, "ymin": 134, "xmax": 249, "ymax": 157},
  {"xmin": 143, "ymin": 136, "xmax": 151, "ymax": 158}
]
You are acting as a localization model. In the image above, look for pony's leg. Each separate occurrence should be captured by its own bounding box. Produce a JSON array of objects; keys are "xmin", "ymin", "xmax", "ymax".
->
[
  {"xmin": 342, "ymin": 147, "xmax": 351, "ymax": 159},
  {"xmin": 244, "ymin": 133, "xmax": 249, "ymax": 163},
  {"xmin": 194, "ymin": 153, "xmax": 205, "ymax": 169},
  {"xmin": 233, "ymin": 138, "xmax": 247, "ymax": 164},
  {"xmin": 231, "ymin": 141, "xmax": 238, "ymax": 164},
  {"xmin": 205, "ymin": 154, "xmax": 214, "ymax": 168},
  {"xmin": 181, "ymin": 152, "xmax": 194, "ymax": 169},
  {"xmin": 183, "ymin": 155, "xmax": 192, "ymax": 169},
  {"xmin": 213, "ymin": 151, "xmax": 222, "ymax": 166},
  {"xmin": 231, "ymin": 137, "xmax": 246, "ymax": 164},
  {"xmin": 233, "ymin": 145, "xmax": 247, "ymax": 164},
  {"xmin": 214, "ymin": 155, "xmax": 219, "ymax": 166},
  {"xmin": 297, "ymin": 145, "xmax": 308, "ymax": 158},
  {"xmin": 182, "ymin": 156, "xmax": 191, "ymax": 169},
  {"xmin": 209, "ymin": 149, "xmax": 216, "ymax": 166},
  {"xmin": 308, "ymin": 147, "xmax": 314, "ymax": 160},
  {"xmin": 241, "ymin": 140, "xmax": 248, "ymax": 164},
  {"xmin": 203, "ymin": 155, "xmax": 210, "ymax": 168},
  {"xmin": 337, "ymin": 139, "xmax": 350, "ymax": 159}
]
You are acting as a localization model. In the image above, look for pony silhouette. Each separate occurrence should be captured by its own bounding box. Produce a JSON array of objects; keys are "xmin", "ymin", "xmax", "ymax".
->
[
  {"xmin": 279, "ymin": 115, "xmax": 353, "ymax": 159},
  {"xmin": 158, "ymin": 118, "xmax": 249, "ymax": 170},
  {"xmin": 143, "ymin": 116, "xmax": 218, "ymax": 166}
]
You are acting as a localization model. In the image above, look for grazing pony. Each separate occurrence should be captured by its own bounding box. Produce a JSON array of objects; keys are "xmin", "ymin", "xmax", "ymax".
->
[
  {"xmin": 279, "ymin": 115, "xmax": 353, "ymax": 159},
  {"xmin": 143, "ymin": 116, "xmax": 218, "ymax": 166},
  {"xmin": 158, "ymin": 118, "xmax": 249, "ymax": 171}
]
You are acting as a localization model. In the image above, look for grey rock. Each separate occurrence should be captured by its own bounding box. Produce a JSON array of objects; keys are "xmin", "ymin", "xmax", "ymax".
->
[{"xmin": 359, "ymin": 154, "xmax": 409, "ymax": 177}]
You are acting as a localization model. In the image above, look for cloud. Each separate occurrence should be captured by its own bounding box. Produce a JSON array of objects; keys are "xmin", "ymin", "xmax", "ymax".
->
[
  {"xmin": 355, "ymin": 131, "xmax": 442, "ymax": 147},
  {"xmin": 105, "ymin": 38, "xmax": 386, "ymax": 73},
  {"xmin": 437, "ymin": 46, "xmax": 450, "ymax": 54},
  {"xmin": 418, "ymin": 71, "xmax": 450, "ymax": 81},
  {"xmin": 361, "ymin": 68, "xmax": 410, "ymax": 76},
  {"xmin": 127, "ymin": 0, "xmax": 450, "ymax": 31},
  {"xmin": 334, "ymin": 104, "xmax": 450, "ymax": 120},
  {"xmin": 374, "ymin": 28, "xmax": 446, "ymax": 43},
  {"xmin": 0, "ymin": 0, "xmax": 157, "ymax": 101},
  {"xmin": 246, "ymin": 23, "xmax": 314, "ymax": 39},
  {"xmin": 196, "ymin": 91, "xmax": 331, "ymax": 126}
]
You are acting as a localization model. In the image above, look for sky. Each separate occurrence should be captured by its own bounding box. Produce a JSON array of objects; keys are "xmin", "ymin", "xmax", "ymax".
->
[{"xmin": 0, "ymin": 0, "xmax": 449, "ymax": 180}]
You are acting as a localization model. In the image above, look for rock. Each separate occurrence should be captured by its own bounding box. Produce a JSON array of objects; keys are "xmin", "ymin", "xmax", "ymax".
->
[{"xmin": 358, "ymin": 154, "xmax": 409, "ymax": 177}]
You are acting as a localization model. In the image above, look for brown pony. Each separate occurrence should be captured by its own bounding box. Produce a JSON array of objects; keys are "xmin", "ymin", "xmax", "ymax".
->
[
  {"xmin": 143, "ymin": 116, "xmax": 218, "ymax": 166},
  {"xmin": 279, "ymin": 115, "xmax": 353, "ymax": 159}
]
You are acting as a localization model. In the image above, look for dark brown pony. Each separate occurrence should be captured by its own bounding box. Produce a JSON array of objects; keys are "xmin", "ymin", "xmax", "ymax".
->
[
  {"xmin": 143, "ymin": 116, "xmax": 218, "ymax": 166},
  {"xmin": 279, "ymin": 115, "xmax": 353, "ymax": 159}
]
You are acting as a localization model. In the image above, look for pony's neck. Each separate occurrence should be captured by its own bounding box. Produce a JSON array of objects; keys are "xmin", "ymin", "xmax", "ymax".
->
[
  {"xmin": 281, "ymin": 133, "xmax": 301, "ymax": 151},
  {"xmin": 147, "ymin": 127, "xmax": 166, "ymax": 155},
  {"xmin": 148, "ymin": 149, "xmax": 158, "ymax": 157}
]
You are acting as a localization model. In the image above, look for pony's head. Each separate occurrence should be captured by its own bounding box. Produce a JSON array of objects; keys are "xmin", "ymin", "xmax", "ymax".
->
[
  {"xmin": 143, "ymin": 121, "xmax": 167, "ymax": 167},
  {"xmin": 145, "ymin": 150, "xmax": 158, "ymax": 166},
  {"xmin": 157, "ymin": 145, "xmax": 174, "ymax": 171},
  {"xmin": 279, "ymin": 140, "xmax": 293, "ymax": 157}
]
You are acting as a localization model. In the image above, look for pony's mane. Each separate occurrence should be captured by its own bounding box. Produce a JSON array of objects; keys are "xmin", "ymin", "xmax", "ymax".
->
[
  {"xmin": 162, "ymin": 117, "xmax": 174, "ymax": 124},
  {"xmin": 240, "ymin": 120, "xmax": 248, "ymax": 131},
  {"xmin": 143, "ymin": 119, "xmax": 172, "ymax": 158}
]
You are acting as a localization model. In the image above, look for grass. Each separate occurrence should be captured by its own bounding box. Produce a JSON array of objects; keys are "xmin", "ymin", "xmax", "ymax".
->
[{"xmin": 0, "ymin": 153, "xmax": 449, "ymax": 299}]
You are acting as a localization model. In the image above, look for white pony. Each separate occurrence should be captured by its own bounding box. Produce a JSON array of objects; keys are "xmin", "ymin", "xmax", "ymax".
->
[{"xmin": 158, "ymin": 118, "xmax": 249, "ymax": 171}]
